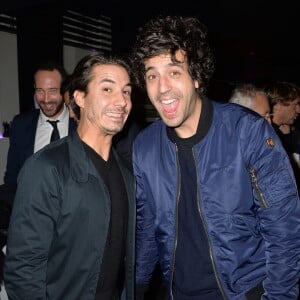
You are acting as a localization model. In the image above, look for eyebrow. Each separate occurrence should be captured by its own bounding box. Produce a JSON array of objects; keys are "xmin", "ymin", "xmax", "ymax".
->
[
  {"xmin": 99, "ymin": 78, "xmax": 132, "ymax": 88},
  {"xmin": 145, "ymin": 66, "xmax": 154, "ymax": 73},
  {"xmin": 145, "ymin": 61, "xmax": 184, "ymax": 74},
  {"xmin": 99, "ymin": 78, "xmax": 116, "ymax": 84},
  {"xmin": 35, "ymin": 87, "xmax": 60, "ymax": 90}
]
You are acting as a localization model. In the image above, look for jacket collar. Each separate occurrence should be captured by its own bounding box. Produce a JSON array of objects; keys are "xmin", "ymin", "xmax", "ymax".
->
[
  {"xmin": 67, "ymin": 130, "xmax": 95, "ymax": 183},
  {"xmin": 67, "ymin": 130, "xmax": 131, "ymax": 184}
]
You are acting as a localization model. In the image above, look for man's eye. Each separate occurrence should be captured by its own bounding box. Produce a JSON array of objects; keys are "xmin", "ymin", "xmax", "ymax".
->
[
  {"xmin": 170, "ymin": 71, "xmax": 180, "ymax": 77},
  {"xmin": 147, "ymin": 74, "xmax": 155, "ymax": 81},
  {"xmin": 123, "ymin": 90, "xmax": 131, "ymax": 96}
]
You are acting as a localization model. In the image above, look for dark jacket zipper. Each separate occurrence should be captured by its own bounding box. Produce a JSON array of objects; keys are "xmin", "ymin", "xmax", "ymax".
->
[
  {"xmin": 192, "ymin": 148, "xmax": 227, "ymax": 299},
  {"xmin": 249, "ymin": 167, "xmax": 269, "ymax": 208}
]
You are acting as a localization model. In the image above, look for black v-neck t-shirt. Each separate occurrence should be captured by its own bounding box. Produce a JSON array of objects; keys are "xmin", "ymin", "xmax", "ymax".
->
[{"xmin": 83, "ymin": 142, "xmax": 128, "ymax": 300}]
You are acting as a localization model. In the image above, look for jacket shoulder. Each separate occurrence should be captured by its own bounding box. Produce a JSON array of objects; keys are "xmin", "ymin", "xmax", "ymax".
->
[
  {"xmin": 12, "ymin": 109, "xmax": 39, "ymax": 122},
  {"xmin": 11, "ymin": 110, "xmax": 39, "ymax": 129},
  {"xmin": 25, "ymin": 137, "xmax": 69, "ymax": 170},
  {"xmin": 135, "ymin": 120, "xmax": 164, "ymax": 144},
  {"xmin": 213, "ymin": 101, "xmax": 262, "ymax": 121}
]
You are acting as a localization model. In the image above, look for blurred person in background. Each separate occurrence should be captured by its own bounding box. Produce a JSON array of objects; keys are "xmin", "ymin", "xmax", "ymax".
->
[
  {"xmin": 4, "ymin": 61, "xmax": 77, "ymax": 186},
  {"xmin": 264, "ymin": 81, "xmax": 300, "ymax": 187},
  {"xmin": 229, "ymin": 83, "xmax": 272, "ymax": 124}
]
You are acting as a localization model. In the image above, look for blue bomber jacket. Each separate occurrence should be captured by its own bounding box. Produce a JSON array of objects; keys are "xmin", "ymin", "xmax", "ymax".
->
[{"xmin": 133, "ymin": 98, "xmax": 300, "ymax": 300}]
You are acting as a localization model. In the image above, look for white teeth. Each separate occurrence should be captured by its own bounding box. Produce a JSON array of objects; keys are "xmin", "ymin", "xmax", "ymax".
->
[
  {"xmin": 162, "ymin": 99, "xmax": 175, "ymax": 104},
  {"xmin": 107, "ymin": 112, "xmax": 123, "ymax": 117}
]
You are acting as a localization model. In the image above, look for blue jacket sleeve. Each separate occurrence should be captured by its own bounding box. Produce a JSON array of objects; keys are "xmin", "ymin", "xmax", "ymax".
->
[
  {"xmin": 243, "ymin": 119, "xmax": 300, "ymax": 299},
  {"xmin": 133, "ymin": 142, "xmax": 159, "ymax": 286}
]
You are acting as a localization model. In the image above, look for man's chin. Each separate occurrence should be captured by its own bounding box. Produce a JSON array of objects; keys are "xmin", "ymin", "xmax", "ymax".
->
[
  {"xmin": 161, "ymin": 115, "xmax": 180, "ymax": 127},
  {"xmin": 104, "ymin": 125, "xmax": 124, "ymax": 136}
]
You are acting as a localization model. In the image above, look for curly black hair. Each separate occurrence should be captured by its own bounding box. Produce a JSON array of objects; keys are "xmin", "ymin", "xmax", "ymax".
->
[{"xmin": 131, "ymin": 15, "xmax": 215, "ymax": 95}]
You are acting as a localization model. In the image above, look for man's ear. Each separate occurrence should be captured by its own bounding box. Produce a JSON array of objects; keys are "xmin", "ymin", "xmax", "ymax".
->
[{"xmin": 74, "ymin": 90, "xmax": 85, "ymax": 108}]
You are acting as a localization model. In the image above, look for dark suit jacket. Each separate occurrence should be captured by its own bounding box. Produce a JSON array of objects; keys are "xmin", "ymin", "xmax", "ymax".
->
[{"xmin": 4, "ymin": 109, "xmax": 77, "ymax": 185}]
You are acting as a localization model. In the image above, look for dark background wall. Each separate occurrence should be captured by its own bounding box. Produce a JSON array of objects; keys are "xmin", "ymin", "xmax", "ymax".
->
[
  {"xmin": 1, "ymin": 0, "xmax": 300, "ymax": 107},
  {"xmin": 17, "ymin": 3, "xmax": 63, "ymax": 112}
]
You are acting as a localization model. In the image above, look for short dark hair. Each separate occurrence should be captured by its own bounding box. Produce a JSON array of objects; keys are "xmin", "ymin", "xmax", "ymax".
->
[
  {"xmin": 68, "ymin": 52, "xmax": 132, "ymax": 120},
  {"xmin": 33, "ymin": 60, "xmax": 67, "ymax": 94},
  {"xmin": 131, "ymin": 15, "xmax": 215, "ymax": 95}
]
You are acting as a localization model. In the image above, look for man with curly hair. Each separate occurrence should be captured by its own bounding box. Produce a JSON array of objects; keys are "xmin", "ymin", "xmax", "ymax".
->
[{"xmin": 131, "ymin": 16, "xmax": 300, "ymax": 300}]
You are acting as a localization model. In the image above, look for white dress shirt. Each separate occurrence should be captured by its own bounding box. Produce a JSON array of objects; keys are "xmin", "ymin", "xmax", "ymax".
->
[{"xmin": 34, "ymin": 105, "xmax": 69, "ymax": 153}]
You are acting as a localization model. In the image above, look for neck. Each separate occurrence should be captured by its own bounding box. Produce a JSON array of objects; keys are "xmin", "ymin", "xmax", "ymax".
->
[
  {"xmin": 175, "ymin": 98, "xmax": 202, "ymax": 138},
  {"xmin": 77, "ymin": 125, "xmax": 113, "ymax": 161}
]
